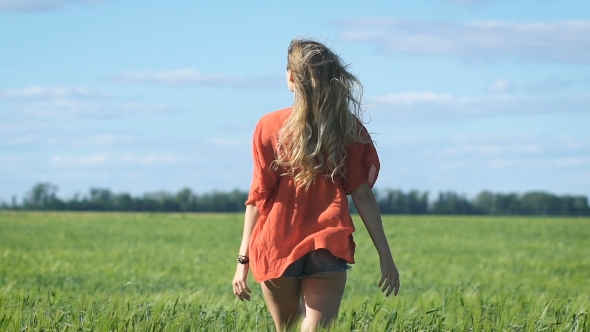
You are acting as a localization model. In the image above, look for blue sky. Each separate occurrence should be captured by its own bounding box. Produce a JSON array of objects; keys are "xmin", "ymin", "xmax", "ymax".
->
[{"xmin": 1, "ymin": 0, "xmax": 589, "ymax": 203}]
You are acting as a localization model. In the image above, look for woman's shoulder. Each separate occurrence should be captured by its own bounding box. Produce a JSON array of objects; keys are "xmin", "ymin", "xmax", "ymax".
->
[
  {"xmin": 252, "ymin": 108, "xmax": 292, "ymax": 144},
  {"xmin": 256, "ymin": 108, "xmax": 292, "ymax": 134},
  {"xmin": 259, "ymin": 107, "xmax": 292, "ymax": 124}
]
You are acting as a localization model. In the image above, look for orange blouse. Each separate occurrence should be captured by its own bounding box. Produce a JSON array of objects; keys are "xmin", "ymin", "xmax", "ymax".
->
[{"xmin": 245, "ymin": 108, "xmax": 380, "ymax": 282}]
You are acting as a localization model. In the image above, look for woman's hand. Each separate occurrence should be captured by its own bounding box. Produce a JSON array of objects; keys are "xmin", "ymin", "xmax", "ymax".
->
[
  {"xmin": 234, "ymin": 205, "xmax": 259, "ymax": 302},
  {"xmin": 232, "ymin": 263, "xmax": 252, "ymax": 301},
  {"xmin": 378, "ymin": 255, "xmax": 400, "ymax": 297},
  {"xmin": 351, "ymin": 183, "xmax": 401, "ymax": 297}
]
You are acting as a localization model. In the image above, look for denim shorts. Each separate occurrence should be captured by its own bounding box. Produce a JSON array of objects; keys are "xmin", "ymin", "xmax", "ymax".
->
[{"xmin": 282, "ymin": 249, "xmax": 351, "ymax": 278}]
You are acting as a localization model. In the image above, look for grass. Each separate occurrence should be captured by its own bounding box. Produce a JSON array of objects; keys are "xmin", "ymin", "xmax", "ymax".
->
[{"xmin": 0, "ymin": 211, "xmax": 588, "ymax": 331}]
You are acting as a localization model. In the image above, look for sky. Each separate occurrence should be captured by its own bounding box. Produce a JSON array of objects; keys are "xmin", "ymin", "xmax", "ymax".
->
[{"xmin": 1, "ymin": 0, "xmax": 589, "ymax": 203}]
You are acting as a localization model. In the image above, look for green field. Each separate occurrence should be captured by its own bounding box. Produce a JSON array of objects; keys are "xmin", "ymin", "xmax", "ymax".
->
[{"xmin": 0, "ymin": 212, "xmax": 588, "ymax": 331}]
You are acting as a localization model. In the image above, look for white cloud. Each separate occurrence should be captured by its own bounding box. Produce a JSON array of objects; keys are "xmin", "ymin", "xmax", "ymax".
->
[
  {"xmin": 0, "ymin": 0, "xmax": 103, "ymax": 12},
  {"xmin": 487, "ymin": 157, "xmax": 590, "ymax": 170},
  {"xmin": 119, "ymin": 154, "xmax": 180, "ymax": 166},
  {"xmin": 0, "ymin": 86, "xmax": 102, "ymax": 99},
  {"xmin": 523, "ymin": 77, "xmax": 572, "ymax": 94},
  {"xmin": 555, "ymin": 135, "xmax": 586, "ymax": 150},
  {"xmin": 110, "ymin": 69, "xmax": 282, "ymax": 88},
  {"xmin": 0, "ymin": 123, "xmax": 77, "ymax": 135},
  {"xmin": 207, "ymin": 138, "xmax": 249, "ymax": 150},
  {"xmin": 445, "ymin": 0, "xmax": 558, "ymax": 7},
  {"xmin": 549, "ymin": 157, "xmax": 590, "ymax": 168},
  {"xmin": 1, "ymin": 85, "xmax": 171, "ymax": 119},
  {"xmin": 377, "ymin": 134, "xmax": 590, "ymax": 195},
  {"xmin": 0, "ymin": 134, "xmax": 38, "ymax": 146},
  {"xmin": 16, "ymin": 99, "xmax": 171, "ymax": 118},
  {"xmin": 3, "ymin": 134, "xmax": 588, "ymax": 199},
  {"xmin": 38, "ymin": 134, "xmax": 135, "ymax": 147},
  {"xmin": 51, "ymin": 154, "xmax": 108, "ymax": 166},
  {"xmin": 437, "ymin": 141, "xmax": 544, "ymax": 157},
  {"xmin": 89, "ymin": 134, "xmax": 135, "ymax": 146},
  {"xmin": 49, "ymin": 153, "xmax": 181, "ymax": 167},
  {"xmin": 446, "ymin": 0, "xmax": 491, "ymax": 6},
  {"xmin": 113, "ymin": 69, "xmax": 237, "ymax": 85},
  {"xmin": 0, "ymin": 122, "xmax": 137, "ymax": 148},
  {"xmin": 386, "ymin": 134, "xmax": 587, "ymax": 159},
  {"xmin": 378, "ymin": 92, "xmax": 453, "ymax": 105},
  {"xmin": 336, "ymin": 18, "xmax": 590, "ymax": 63},
  {"xmin": 439, "ymin": 160, "xmax": 475, "ymax": 171},
  {"xmin": 118, "ymin": 102, "xmax": 170, "ymax": 113},
  {"xmin": 487, "ymin": 79, "xmax": 512, "ymax": 93},
  {"xmin": 18, "ymin": 99, "xmax": 101, "ymax": 117},
  {"xmin": 373, "ymin": 91, "xmax": 590, "ymax": 124},
  {"xmin": 0, "ymin": 155, "xmax": 24, "ymax": 171}
]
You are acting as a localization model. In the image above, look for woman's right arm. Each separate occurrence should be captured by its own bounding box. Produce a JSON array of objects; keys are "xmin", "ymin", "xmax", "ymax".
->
[
  {"xmin": 232, "ymin": 204, "xmax": 260, "ymax": 301},
  {"xmin": 351, "ymin": 182, "xmax": 400, "ymax": 296}
]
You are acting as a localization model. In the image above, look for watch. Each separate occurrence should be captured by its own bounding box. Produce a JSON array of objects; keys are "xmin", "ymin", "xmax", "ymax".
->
[{"xmin": 237, "ymin": 255, "xmax": 250, "ymax": 264}]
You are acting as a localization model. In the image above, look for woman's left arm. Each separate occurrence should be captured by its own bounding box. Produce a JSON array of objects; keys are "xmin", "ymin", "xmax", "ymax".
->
[
  {"xmin": 351, "ymin": 182, "xmax": 400, "ymax": 297},
  {"xmin": 232, "ymin": 204, "xmax": 260, "ymax": 301}
]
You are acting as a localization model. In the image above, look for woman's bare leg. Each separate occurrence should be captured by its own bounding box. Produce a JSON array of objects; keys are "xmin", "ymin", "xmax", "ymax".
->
[
  {"xmin": 261, "ymin": 278, "xmax": 303, "ymax": 331},
  {"xmin": 300, "ymin": 271, "xmax": 347, "ymax": 332}
]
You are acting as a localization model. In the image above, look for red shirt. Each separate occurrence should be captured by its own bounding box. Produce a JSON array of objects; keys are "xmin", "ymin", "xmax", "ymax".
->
[{"xmin": 246, "ymin": 108, "xmax": 380, "ymax": 282}]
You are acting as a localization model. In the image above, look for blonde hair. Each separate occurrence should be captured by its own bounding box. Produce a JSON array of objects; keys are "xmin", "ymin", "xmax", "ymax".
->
[{"xmin": 275, "ymin": 38, "xmax": 371, "ymax": 189}]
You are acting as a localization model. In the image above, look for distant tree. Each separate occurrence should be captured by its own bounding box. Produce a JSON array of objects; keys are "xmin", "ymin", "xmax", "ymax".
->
[
  {"xmin": 141, "ymin": 191, "xmax": 172, "ymax": 211},
  {"xmin": 573, "ymin": 196, "xmax": 589, "ymax": 211},
  {"xmin": 5, "ymin": 183, "xmax": 588, "ymax": 215},
  {"xmin": 431, "ymin": 191, "xmax": 475, "ymax": 215},
  {"xmin": 348, "ymin": 196, "xmax": 358, "ymax": 214},
  {"xmin": 407, "ymin": 190, "xmax": 429, "ymax": 214},
  {"xmin": 521, "ymin": 191, "xmax": 560, "ymax": 215},
  {"xmin": 494, "ymin": 193, "xmax": 521, "ymax": 215},
  {"xmin": 378, "ymin": 189, "xmax": 407, "ymax": 214},
  {"xmin": 24, "ymin": 182, "xmax": 62, "ymax": 210},
  {"xmin": 88, "ymin": 188, "xmax": 114, "ymax": 211},
  {"xmin": 374, "ymin": 189, "xmax": 427, "ymax": 214},
  {"xmin": 556, "ymin": 195, "xmax": 590, "ymax": 216},
  {"xmin": 474, "ymin": 190, "xmax": 495, "ymax": 214},
  {"xmin": 113, "ymin": 193, "xmax": 134, "ymax": 211},
  {"xmin": 228, "ymin": 189, "xmax": 249, "ymax": 212},
  {"xmin": 176, "ymin": 188, "xmax": 196, "ymax": 211}
]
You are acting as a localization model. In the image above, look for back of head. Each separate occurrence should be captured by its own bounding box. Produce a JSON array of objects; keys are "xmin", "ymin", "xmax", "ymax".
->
[{"xmin": 275, "ymin": 38, "xmax": 370, "ymax": 189}]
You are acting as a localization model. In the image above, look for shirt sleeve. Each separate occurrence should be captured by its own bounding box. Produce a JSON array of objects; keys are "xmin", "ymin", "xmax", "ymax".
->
[
  {"xmin": 245, "ymin": 119, "xmax": 278, "ymax": 215},
  {"xmin": 342, "ymin": 132, "xmax": 380, "ymax": 194}
]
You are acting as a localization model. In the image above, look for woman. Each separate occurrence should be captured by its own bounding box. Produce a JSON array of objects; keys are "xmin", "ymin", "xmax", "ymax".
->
[{"xmin": 233, "ymin": 38, "xmax": 400, "ymax": 332}]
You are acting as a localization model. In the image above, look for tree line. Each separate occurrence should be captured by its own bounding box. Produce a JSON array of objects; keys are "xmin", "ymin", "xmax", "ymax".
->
[{"xmin": 1, "ymin": 182, "xmax": 589, "ymax": 216}]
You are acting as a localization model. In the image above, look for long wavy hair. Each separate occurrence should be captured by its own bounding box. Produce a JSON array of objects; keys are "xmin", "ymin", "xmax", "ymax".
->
[{"xmin": 274, "ymin": 38, "xmax": 371, "ymax": 189}]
